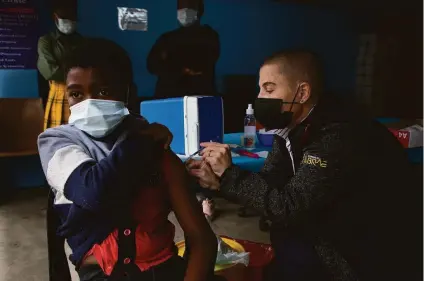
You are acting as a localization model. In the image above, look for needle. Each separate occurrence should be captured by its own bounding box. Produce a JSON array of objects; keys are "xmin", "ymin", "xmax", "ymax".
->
[
  {"xmin": 185, "ymin": 140, "xmax": 213, "ymax": 162},
  {"xmin": 186, "ymin": 147, "xmax": 204, "ymax": 162}
]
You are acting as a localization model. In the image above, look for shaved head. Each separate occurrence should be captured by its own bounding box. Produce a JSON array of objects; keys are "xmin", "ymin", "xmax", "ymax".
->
[
  {"xmin": 258, "ymin": 50, "xmax": 323, "ymax": 127},
  {"xmin": 263, "ymin": 50, "xmax": 323, "ymax": 100}
]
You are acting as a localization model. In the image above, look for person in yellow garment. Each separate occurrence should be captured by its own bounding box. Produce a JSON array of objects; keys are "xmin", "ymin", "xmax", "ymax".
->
[{"xmin": 37, "ymin": 1, "xmax": 83, "ymax": 130}]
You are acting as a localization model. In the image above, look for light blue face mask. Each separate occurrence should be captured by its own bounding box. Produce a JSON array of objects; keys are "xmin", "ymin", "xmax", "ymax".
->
[
  {"xmin": 177, "ymin": 8, "xmax": 198, "ymax": 27},
  {"xmin": 68, "ymin": 99, "xmax": 130, "ymax": 138},
  {"xmin": 56, "ymin": 18, "xmax": 77, "ymax": 34}
]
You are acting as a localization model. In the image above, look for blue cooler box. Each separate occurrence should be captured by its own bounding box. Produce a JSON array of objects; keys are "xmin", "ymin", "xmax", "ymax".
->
[{"xmin": 140, "ymin": 96, "xmax": 224, "ymax": 156}]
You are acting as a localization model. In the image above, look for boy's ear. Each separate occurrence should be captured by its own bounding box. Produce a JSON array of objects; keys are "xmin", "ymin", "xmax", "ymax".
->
[{"xmin": 127, "ymin": 82, "xmax": 139, "ymax": 113}]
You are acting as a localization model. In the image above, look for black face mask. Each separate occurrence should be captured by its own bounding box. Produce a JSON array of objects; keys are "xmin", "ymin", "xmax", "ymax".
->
[
  {"xmin": 254, "ymin": 99, "xmax": 292, "ymax": 130},
  {"xmin": 254, "ymin": 87, "xmax": 301, "ymax": 130}
]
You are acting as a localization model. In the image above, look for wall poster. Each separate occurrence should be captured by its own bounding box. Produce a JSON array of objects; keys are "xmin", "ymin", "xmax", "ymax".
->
[
  {"xmin": 118, "ymin": 7, "xmax": 148, "ymax": 31},
  {"xmin": 0, "ymin": 0, "xmax": 38, "ymax": 69}
]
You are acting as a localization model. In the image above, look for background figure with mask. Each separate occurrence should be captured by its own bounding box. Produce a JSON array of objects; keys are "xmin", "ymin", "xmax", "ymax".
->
[
  {"xmin": 37, "ymin": 0, "xmax": 83, "ymax": 130},
  {"xmin": 147, "ymin": 0, "xmax": 220, "ymax": 99}
]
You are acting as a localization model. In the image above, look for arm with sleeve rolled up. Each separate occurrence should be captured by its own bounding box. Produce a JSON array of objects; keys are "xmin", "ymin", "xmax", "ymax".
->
[
  {"xmin": 37, "ymin": 36, "xmax": 64, "ymax": 82},
  {"xmin": 38, "ymin": 130, "xmax": 161, "ymax": 212},
  {"xmin": 219, "ymin": 128, "xmax": 349, "ymax": 224},
  {"xmin": 163, "ymin": 150, "xmax": 217, "ymax": 281}
]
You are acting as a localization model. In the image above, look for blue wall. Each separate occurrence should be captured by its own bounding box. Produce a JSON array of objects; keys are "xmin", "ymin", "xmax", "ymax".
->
[
  {"xmin": 77, "ymin": 0, "xmax": 358, "ymax": 97},
  {"xmin": 0, "ymin": 70, "xmax": 39, "ymax": 98},
  {"xmin": 0, "ymin": 1, "xmax": 358, "ymax": 98},
  {"xmin": 1, "ymin": 0, "xmax": 359, "ymax": 188}
]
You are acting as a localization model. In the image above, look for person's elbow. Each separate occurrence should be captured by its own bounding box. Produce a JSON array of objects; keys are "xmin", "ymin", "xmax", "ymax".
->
[
  {"xmin": 204, "ymin": 230, "xmax": 218, "ymax": 254},
  {"xmin": 63, "ymin": 164, "xmax": 107, "ymax": 212},
  {"xmin": 203, "ymin": 226, "xmax": 217, "ymax": 248},
  {"xmin": 188, "ymin": 228, "xmax": 217, "ymax": 266},
  {"xmin": 37, "ymin": 60, "xmax": 52, "ymax": 80},
  {"xmin": 147, "ymin": 56, "xmax": 163, "ymax": 75},
  {"xmin": 37, "ymin": 60, "xmax": 59, "ymax": 81},
  {"xmin": 63, "ymin": 182, "xmax": 103, "ymax": 212},
  {"xmin": 146, "ymin": 62, "xmax": 157, "ymax": 75},
  {"xmin": 187, "ymin": 223, "xmax": 217, "ymax": 253}
]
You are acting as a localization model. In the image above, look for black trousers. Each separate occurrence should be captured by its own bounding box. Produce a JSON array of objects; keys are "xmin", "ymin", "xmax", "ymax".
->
[
  {"xmin": 264, "ymin": 237, "xmax": 331, "ymax": 281},
  {"xmin": 78, "ymin": 255, "xmax": 186, "ymax": 281}
]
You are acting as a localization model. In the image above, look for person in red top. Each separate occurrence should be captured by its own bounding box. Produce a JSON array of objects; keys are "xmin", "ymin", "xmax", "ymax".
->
[{"xmin": 39, "ymin": 38, "xmax": 220, "ymax": 281}]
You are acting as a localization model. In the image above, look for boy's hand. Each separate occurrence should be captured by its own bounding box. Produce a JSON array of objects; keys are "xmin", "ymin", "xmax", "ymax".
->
[{"xmin": 141, "ymin": 123, "xmax": 173, "ymax": 149}]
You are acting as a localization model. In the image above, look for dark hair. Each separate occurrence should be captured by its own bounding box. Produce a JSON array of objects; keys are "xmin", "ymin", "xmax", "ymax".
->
[
  {"xmin": 198, "ymin": 1, "xmax": 204, "ymax": 17},
  {"xmin": 263, "ymin": 49, "xmax": 324, "ymax": 96},
  {"xmin": 63, "ymin": 38, "xmax": 133, "ymax": 86},
  {"xmin": 52, "ymin": 0, "xmax": 76, "ymax": 14}
]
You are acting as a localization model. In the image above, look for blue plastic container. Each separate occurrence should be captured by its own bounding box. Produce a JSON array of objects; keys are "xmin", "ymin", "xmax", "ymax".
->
[
  {"xmin": 257, "ymin": 132, "xmax": 274, "ymax": 147},
  {"xmin": 140, "ymin": 96, "xmax": 224, "ymax": 156}
]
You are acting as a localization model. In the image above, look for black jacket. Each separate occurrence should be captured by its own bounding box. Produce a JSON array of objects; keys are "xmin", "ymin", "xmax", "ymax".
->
[
  {"xmin": 220, "ymin": 97, "xmax": 421, "ymax": 281},
  {"xmin": 147, "ymin": 24, "xmax": 220, "ymax": 98}
]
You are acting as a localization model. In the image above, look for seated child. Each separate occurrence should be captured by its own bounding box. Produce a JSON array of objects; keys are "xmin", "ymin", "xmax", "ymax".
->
[{"xmin": 38, "ymin": 38, "xmax": 218, "ymax": 281}]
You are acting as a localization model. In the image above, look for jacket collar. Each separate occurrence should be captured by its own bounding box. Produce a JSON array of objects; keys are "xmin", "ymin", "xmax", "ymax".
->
[
  {"xmin": 275, "ymin": 106, "xmax": 315, "ymax": 140},
  {"xmin": 52, "ymin": 28, "xmax": 82, "ymax": 40},
  {"xmin": 287, "ymin": 97, "xmax": 332, "ymax": 141}
]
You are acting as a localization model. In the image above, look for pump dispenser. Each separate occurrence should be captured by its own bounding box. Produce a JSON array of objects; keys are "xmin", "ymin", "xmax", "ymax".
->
[{"xmin": 244, "ymin": 104, "xmax": 256, "ymax": 148}]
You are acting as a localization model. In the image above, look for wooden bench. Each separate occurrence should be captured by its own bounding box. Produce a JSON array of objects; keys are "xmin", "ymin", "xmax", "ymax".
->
[{"xmin": 0, "ymin": 98, "xmax": 44, "ymax": 157}]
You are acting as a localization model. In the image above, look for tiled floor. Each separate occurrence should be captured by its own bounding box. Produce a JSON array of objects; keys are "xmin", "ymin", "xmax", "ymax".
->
[{"xmin": 0, "ymin": 188, "xmax": 269, "ymax": 281}]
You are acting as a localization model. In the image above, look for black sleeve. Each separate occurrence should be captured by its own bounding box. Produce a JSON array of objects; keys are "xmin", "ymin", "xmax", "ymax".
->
[
  {"xmin": 206, "ymin": 28, "xmax": 220, "ymax": 66},
  {"xmin": 219, "ymin": 136, "xmax": 293, "ymax": 209},
  {"xmin": 220, "ymin": 125, "xmax": 350, "ymax": 226},
  {"xmin": 181, "ymin": 27, "xmax": 220, "ymax": 72},
  {"xmin": 147, "ymin": 34, "xmax": 169, "ymax": 75}
]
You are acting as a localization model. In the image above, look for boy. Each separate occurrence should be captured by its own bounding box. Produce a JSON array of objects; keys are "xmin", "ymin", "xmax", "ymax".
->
[{"xmin": 38, "ymin": 38, "xmax": 218, "ymax": 281}]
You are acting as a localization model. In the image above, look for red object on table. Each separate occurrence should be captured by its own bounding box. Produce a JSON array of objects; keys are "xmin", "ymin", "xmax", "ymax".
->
[
  {"xmin": 388, "ymin": 128, "xmax": 410, "ymax": 148},
  {"xmin": 256, "ymin": 122, "xmax": 265, "ymax": 130},
  {"xmin": 235, "ymin": 149, "xmax": 260, "ymax": 159},
  {"xmin": 221, "ymin": 236, "xmax": 274, "ymax": 281}
]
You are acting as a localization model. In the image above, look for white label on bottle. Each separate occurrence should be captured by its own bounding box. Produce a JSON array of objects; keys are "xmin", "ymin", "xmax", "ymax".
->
[
  {"xmin": 244, "ymin": 126, "xmax": 256, "ymax": 148},
  {"xmin": 244, "ymin": 126, "xmax": 256, "ymax": 136}
]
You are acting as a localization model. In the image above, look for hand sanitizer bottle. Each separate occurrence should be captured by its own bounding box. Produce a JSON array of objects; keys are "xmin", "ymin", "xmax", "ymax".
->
[{"xmin": 244, "ymin": 104, "xmax": 256, "ymax": 148}]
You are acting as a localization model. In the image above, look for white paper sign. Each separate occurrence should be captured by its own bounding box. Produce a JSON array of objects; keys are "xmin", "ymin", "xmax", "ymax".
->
[{"xmin": 117, "ymin": 7, "xmax": 148, "ymax": 31}]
